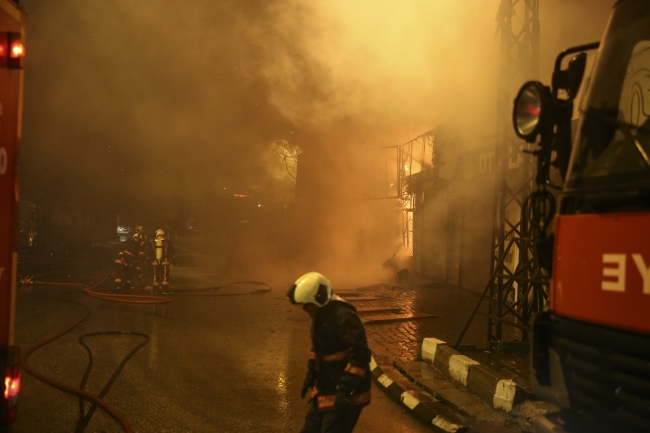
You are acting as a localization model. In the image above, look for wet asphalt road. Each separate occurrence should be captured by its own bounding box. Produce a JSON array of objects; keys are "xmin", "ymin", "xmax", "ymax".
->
[{"xmin": 11, "ymin": 265, "xmax": 431, "ymax": 433}]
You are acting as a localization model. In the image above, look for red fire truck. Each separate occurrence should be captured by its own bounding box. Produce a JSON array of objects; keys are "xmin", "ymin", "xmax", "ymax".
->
[
  {"xmin": 512, "ymin": 0, "xmax": 650, "ymax": 432},
  {"xmin": 0, "ymin": 0, "xmax": 25, "ymax": 428}
]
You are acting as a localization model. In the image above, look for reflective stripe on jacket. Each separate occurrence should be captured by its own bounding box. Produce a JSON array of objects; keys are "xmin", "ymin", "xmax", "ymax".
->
[{"xmin": 316, "ymin": 389, "xmax": 371, "ymax": 409}]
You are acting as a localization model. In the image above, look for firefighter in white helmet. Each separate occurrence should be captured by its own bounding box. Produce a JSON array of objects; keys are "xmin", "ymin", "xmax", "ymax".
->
[
  {"xmin": 287, "ymin": 272, "xmax": 371, "ymax": 433},
  {"xmin": 151, "ymin": 229, "xmax": 176, "ymax": 295}
]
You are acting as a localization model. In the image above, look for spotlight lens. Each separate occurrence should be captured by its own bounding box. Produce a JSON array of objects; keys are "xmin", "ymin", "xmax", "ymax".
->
[{"xmin": 514, "ymin": 83, "xmax": 542, "ymax": 138}]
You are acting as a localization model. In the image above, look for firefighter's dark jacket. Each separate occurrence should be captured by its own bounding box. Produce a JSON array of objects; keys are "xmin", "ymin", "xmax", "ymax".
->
[
  {"xmin": 305, "ymin": 296, "xmax": 371, "ymax": 410},
  {"xmin": 116, "ymin": 238, "xmax": 140, "ymax": 266}
]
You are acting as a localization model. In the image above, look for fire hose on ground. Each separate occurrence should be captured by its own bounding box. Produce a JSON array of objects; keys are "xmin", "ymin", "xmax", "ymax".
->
[
  {"xmin": 18, "ymin": 264, "xmax": 274, "ymax": 432},
  {"xmin": 21, "ymin": 275, "xmax": 143, "ymax": 433}
]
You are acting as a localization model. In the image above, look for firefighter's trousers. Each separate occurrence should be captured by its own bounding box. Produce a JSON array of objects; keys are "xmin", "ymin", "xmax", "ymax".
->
[
  {"xmin": 114, "ymin": 262, "xmax": 134, "ymax": 290},
  {"xmin": 137, "ymin": 250, "xmax": 149, "ymax": 286},
  {"xmin": 300, "ymin": 400, "xmax": 363, "ymax": 433},
  {"xmin": 152, "ymin": 260, "xmax": 170, "ymax": 294}
]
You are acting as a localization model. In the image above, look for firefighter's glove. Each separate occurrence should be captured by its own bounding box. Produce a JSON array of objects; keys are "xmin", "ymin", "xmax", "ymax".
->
[
  {"xmin": 301, "ymin": 374, "xmax": 315, "ymax": 399},
  {"xmin": 335, "ymin": 383, "xmax": 354, "ymax": 411}
]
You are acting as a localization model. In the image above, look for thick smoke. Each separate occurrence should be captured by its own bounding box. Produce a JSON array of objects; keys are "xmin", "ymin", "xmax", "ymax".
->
[
  {"xmin": 19, "ymin": 0, "xmax": 615, "ymax": 286},
  {"xmin": 21, "ymin": 1, "xmax": 297, "ymax": 202}
]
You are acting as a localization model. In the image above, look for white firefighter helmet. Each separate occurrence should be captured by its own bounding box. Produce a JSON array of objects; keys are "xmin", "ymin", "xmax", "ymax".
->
[
  {"xmin": 155, "ymin": 229, "xmax": 165, "ymax": 240},
  {"xmin": 287, "ymin": 272, "xmax": 332, "ymax": 307},
  {"xmin": 135, "ymin": 225, "xmax": 144, "ymax": 234}
]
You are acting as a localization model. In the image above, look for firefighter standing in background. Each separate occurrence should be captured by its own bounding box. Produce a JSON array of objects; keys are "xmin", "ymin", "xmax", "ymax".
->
[
  {"xmin": 151, "ymin": 229, "xmax": 176, "ymax": 295},
  {"xmin": 114, "ymin": 233, "xmax": 141, "ymax": 290},
  {"xmin": 134, "ymin": 225, "xmax": 150, "ymax": 288},
  {"xmin": 287, "ymin": 272, "xmax": 371, "ymax": 433}
]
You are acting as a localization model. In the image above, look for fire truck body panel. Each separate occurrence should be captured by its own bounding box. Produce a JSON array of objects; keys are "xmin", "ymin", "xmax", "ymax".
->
[
  {"xmin": 528, "ymin": 1, "xmax": 650, "ymax": 431},
  {"xmin": 0, "ymin": 0, "xmax": 24, "ymax": 349},
  {"xmin": 553, "ymin": 213, "xmax": 650, "ymax": 335},
  {"xmin": 564, "ymin": 1, "xmax": 650, "ymax": 200},
  {"xmin": 0, "ymin": 0, "xmax": 25, "ymax": 425}
]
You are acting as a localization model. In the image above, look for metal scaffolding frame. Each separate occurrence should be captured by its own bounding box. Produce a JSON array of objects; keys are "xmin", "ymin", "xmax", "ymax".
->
[
  {"xmin": 359, "ymin": 131, "xmax": 434, "ymax": 256},
  {"xmin": 455, "ymin": 0, "xmax": 548, "ymax": 350},
  {"xmin": 398, "ymin": 131, "xmax": 434, "ymax": 256}
]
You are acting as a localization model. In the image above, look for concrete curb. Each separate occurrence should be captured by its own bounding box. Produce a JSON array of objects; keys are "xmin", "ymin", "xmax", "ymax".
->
[
  {"xmin": 370, "ymin": 355, "xmax": 468, "ymax": 433},
  {"xmin": 421, "ymin": 338, "xmax": 526, "ymax": 413}
]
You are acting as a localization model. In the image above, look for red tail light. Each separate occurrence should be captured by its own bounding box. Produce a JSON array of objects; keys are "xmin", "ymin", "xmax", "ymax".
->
[
  {"xmin": 1, "ymin": 346, "xmax": 20, "ymax": 425},
  {"xmin": 5, "ymin": 32, "xmax": 24, "ymax": 69},
  {"xmin": 9, "ymin": 40, "xmax": 23, "ymax": 59},
  {"xmin": 4, "ymin": 369, "xmax": 20, "ymax": 399}
]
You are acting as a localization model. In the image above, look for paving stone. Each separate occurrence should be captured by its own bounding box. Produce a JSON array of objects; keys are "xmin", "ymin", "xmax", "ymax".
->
[
  {"xmin": 356, "ymin": 307, "xmax": 402, "ymax": 314},
  {"xmin": 356, "ymin": 279, "xmax": 531, "ymax": 389},
  {"xmin": 358, "ymin": 278, "xmax": 538, "ymax": 432},
  {"xmin": 363, "ymin": 313, "xmax": 436, "ymax": 324},
  {"xmin": 345, "ymin": 297, "xmax": 384, "ymax": 301}
]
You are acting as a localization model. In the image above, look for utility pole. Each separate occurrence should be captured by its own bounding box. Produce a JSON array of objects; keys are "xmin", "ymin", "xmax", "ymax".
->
[
  {"xmin": 487, "ymin": 0, "xmax": 544, "ymax": 349},
  {"xmin": 454, "ymin": 0, "xmax": 546, "ymax": 351}
]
